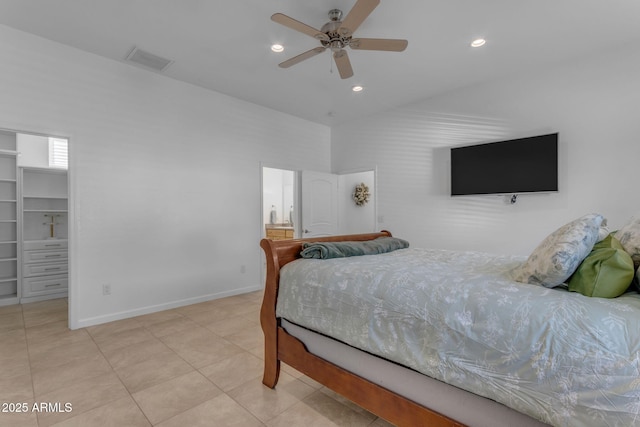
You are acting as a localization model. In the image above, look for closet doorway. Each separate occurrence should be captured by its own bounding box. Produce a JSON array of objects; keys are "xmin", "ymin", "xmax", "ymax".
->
[{"xmin": 0, "ymin": 128, "xmax": 70, "ymax": 307}]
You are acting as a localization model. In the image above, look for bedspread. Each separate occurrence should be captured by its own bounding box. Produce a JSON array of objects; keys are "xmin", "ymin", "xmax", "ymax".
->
[{"xmin": 275, "ymin": 248, "xmax": 640, "ymax": 427}]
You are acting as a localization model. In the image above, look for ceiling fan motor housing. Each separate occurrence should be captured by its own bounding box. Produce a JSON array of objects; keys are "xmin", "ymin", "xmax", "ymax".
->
[{"xmin": 321, "ymin": 9, "xmax": 351, "ymax": 51}]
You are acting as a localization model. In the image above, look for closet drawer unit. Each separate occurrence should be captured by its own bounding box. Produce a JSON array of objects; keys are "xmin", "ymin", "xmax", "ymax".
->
[
  {"xmin": 25, "ymin": 274, "xmax": 68, "ymax": 293},
  {"xmin": 23, "ymin": 249, "xmax": 67, "ymax": 263},
  {"xmin": 23, "ymin": 240, "xmax": 68, "ymax": 251},
  {"xmin": 23, "ymin": 261, "xmax": 68, "ymax": 277}
]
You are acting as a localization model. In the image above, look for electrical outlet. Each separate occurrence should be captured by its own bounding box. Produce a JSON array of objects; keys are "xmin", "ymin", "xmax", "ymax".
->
[{"xmin": 102, "ymin": 284, "xmax": 111, "ymax": 296}]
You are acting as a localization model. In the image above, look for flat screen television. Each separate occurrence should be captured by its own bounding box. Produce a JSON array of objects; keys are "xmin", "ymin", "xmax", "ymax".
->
[{"xmin": 451, "ymin": 133, "xmax": 558, "ymax": 196}]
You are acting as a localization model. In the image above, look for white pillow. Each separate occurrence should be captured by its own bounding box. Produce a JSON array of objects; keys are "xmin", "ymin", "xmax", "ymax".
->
[
  {"xmin": 513, "ymin": 213, "xmax": 604, "ymax": 287},
  {"xmin": 614, "ymin": 214, "xmax": 640, "ymax": 269}
]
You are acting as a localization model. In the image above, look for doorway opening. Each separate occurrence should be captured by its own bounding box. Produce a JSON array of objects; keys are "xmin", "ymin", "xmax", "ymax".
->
[
  {"xmin": 262, "ymin": 166, "xmax": 296, "ymax": 241},
  {"xmin": 0, "ymin": 129, "xmax": 70, "ymax": 308}
]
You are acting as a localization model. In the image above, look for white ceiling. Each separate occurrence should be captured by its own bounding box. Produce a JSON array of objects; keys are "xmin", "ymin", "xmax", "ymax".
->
[{"xmin": 1, "ymin": 1, "xmax": 640, "ymax": 126}]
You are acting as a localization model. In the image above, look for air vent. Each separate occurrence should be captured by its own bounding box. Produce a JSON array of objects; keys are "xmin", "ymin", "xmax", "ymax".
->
[{"xmin": 125, "ymin": 47, "xmax": 173, "ymax": 72}]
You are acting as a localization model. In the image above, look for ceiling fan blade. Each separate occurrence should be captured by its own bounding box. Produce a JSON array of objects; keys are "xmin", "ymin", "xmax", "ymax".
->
[
  {"xmin": 333, "ymin": 50, "xmax": 354, "ymax": 79},
  {"xmin": 350, "ymin": 38, "xmax": 408, "ymax": 52},
  {"xmin": 279, "ymin": 47, "xmax": 326, "ymax": 68},
  {"xmin": 271, "ymin": 13, "xmax": 329, "ymax": 42},
  {"xmin": 338, "ymin": 0, "xmax": 380, "ymax": 37}
]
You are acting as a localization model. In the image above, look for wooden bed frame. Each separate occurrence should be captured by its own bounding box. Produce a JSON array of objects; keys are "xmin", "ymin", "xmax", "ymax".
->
[{"xmin": 259, "ymin": 231, "xmax": 465, "ymax": 427}]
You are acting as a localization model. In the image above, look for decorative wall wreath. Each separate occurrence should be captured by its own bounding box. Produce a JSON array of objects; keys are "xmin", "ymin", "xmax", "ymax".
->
[{"xmin": 353, "ymin": 182, "xmax": 370, "ymax": 206}]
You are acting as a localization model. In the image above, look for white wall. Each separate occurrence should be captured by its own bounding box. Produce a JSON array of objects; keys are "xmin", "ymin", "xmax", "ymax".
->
[
  {"xmin": 0, "ymin": 25, "xmax": 331, "ymax": 328},
  {"xmin": 338, "ymin": 170, "xmax": 376, "ymax": 235},
  {"xmin": 16, "ymin": 133, "xmax": 50, "ymax": 168},
  {"xmin": 0, "ymin": 130, "xmax": 16, "ymax": 151},
  {"xmin": 332, "ymin": 44, "xmax": 640, "ymax": 256}
]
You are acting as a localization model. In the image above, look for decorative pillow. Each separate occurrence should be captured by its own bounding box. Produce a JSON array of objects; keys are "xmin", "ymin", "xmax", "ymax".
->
[
  {"xmin": 614, "ymin": 214, "xmax": 640, "ymax": 269},
  {"xmin": 567, "ymin": 234, "xmax": 634, "ymax": 298},
  {"xmin": 513, "ymin": 213, "xmax": 604, "ymax": 287}
]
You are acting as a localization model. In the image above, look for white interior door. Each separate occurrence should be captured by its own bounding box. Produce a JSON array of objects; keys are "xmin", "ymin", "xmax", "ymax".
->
[{"xmin": 301, "ymin": 171, "xmax": 338, "ymax": 237}]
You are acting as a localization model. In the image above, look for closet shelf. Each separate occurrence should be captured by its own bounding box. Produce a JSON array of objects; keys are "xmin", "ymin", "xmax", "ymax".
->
[
  {"xmin": 23, "ymin": 195, "xmax": 67, "ymax": 200},
  {"xmin": 0, "ymin": 140, "xmax": 18, "ymax": 304}
]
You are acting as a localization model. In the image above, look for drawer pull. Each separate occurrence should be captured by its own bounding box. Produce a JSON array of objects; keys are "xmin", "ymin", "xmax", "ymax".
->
[
  {"xmin": 45, "ymin": 244, "xmax": 61, "ymax": 247},
  {"xmin": 44, "ymin": 267, "xmax": 61, "ymax": 271},
  {"xmin": 45, "ymin": 254, "xmax": 62, "ymax": 258},
  {"xmin": 44, "ymin": 283, "xmax": 61, "ymax": 288}
]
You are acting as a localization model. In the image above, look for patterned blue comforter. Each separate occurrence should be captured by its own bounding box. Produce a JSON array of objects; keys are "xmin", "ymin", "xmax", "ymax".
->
[{"xmin": 276, "ymin": 248, "xmax": 640, "ymax": 427}]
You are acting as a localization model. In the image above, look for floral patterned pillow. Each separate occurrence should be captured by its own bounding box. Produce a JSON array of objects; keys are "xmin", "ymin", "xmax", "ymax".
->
[
  {"xmin": 513, "ymin": 213, "xmax": 604, "ymax": 287},
  {"xmin": 614, "ymin": 214, "xmax": 640, "ymax": 269}
]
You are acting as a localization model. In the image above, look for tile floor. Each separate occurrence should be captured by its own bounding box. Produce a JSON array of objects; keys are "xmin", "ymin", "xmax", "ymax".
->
[{"xmin": 0, "ymin": 292, "xmax": 394, "ymax": 426}]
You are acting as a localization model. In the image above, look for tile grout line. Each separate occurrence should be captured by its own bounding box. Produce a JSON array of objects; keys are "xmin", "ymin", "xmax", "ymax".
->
[
  {"xmin": 19, "ymin": 303, "xmax": 40, "ymax": 426},
  {"xmin": 82, "ymin": 307, "xmax": 248, "ymax": 426},
  {"xmin": 153, "ymin": 307, "xmax": 268, "ymax": 425},
  {"xmin": 139, "ymin": 313, "xmax": 220, "ymax": 426},
  {"xmin": 84, "ymin": 323, "xmax": 155, "ymax": 427},
  {"xmin": 157, "ymin": 302, "xmax": 272, "ymax": 426}
]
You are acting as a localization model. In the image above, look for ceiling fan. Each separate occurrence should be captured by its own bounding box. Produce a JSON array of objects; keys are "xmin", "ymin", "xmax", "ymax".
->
[{"xmin": 271, "ymin": 0, "xmax": 408, "ymax": 79}]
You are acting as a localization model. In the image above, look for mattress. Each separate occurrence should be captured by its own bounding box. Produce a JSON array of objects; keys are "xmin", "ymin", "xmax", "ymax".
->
[{"xmin": 276, "ymin": 248, "xmax": 640, "ymax": 427}]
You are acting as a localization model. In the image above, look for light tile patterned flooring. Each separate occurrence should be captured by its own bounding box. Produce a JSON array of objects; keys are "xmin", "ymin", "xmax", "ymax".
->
[{"xmin": 0, "ymin": 292, "xmax": 394, "ymax": 426}]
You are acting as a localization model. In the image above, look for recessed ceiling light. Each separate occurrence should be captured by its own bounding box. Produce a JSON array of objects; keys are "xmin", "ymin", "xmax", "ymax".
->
[
  {"xmin": 271, "ymin": 44, "xmax": 284, "ymax": 53},
  {"xmin": 470, "ymin": 38, "xmax": 486, "ymax": 48},
  {"xmin": 352, "ymin": 85, "xmax": 364, "ymax": 92}
]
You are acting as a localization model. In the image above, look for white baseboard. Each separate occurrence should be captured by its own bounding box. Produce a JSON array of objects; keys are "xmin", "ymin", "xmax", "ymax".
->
[{"xmin": 71, "ymin": 284, "xmax": 263, "ymax": 330}]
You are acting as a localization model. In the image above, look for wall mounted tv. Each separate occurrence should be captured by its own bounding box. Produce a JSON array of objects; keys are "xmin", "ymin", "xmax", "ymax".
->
[{"xmin": 451, "ymin": 133, "xmax": 558, "ymax": 196}]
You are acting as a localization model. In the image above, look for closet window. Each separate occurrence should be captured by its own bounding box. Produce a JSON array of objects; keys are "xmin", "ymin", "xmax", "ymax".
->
[{"xmin": 48, "ymin": 137, "xmax": 68, "ymax": 169}]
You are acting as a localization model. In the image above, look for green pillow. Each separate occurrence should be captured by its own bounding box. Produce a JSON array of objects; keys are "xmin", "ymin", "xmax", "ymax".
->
[{"xmin": 568, "ymin": 234, "xmax": 634, "ymax": 298}]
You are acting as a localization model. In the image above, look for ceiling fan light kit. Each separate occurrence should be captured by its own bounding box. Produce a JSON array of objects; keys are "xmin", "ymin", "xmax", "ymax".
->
[{"xmin": 271, "ymin": 0, "xmax": 408, "ymax": 79}]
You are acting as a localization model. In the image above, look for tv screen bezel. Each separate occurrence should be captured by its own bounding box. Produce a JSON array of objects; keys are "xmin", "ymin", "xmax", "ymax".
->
[{"xmin": 450, "ymin": 132, "xmax": 558, "ymax": 197}]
